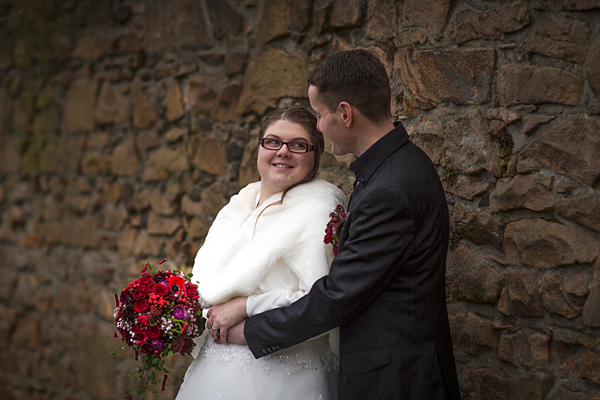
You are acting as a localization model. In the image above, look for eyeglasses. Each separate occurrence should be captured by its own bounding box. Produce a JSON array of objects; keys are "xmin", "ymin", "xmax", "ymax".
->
[{"xmin": 260, "ymin": 138, "xmax": 315, "ymax": 153}]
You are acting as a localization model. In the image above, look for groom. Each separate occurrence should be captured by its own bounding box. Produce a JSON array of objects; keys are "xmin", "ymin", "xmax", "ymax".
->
[{"xmin": 224, "ymin": 50, "xmax": 460, "ymax": 399}]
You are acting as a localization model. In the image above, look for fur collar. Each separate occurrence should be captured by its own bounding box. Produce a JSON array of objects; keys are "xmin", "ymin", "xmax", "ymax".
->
[{"xmin": 192, "ymin": 179, "xmax": 345, "ymax": 307}]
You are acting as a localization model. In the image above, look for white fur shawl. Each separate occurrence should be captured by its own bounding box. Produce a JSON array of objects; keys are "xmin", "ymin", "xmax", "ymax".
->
[{"xmin": 192, "ymin": 179, "xmax": 346, "ymax": 307}]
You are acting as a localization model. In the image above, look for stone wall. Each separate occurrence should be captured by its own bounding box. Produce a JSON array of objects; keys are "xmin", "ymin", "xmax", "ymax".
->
[{"xmin": 0, "ymin": 0, "xmax": 599, "ymax": 399}]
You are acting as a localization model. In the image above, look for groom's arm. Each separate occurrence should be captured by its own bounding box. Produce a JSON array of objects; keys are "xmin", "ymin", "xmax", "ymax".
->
[{"xmin": 244, "ymin": 186, "xmax": 414, "ymax": 358}]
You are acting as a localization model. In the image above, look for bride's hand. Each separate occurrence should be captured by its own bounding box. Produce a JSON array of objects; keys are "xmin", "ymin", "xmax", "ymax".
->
[{"xmin": 206, "ymin": 297, "xmax": 248, "ymax": 344}]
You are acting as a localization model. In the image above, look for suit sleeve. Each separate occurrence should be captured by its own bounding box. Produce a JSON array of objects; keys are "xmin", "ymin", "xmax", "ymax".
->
[{"xmin": 245, "ymin": 185, "xmax": 415, "ymax": 358}]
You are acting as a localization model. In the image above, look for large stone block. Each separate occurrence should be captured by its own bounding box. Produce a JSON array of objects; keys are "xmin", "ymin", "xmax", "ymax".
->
[
  {"xmin": 403, "ymin": 0, "xmax": 451, "ymax": 40},
  {"xmin": 131, "ymin": 80, "xmax": 158, "ymax": 129},
  {"xmin": 449, "ymin": 2, "xmax": 530, "ymax": 44},
  {"xmin": 504, "ymin": 218, "xmax": 599, "ymax": 268},
  {"xmin": 543, "ymin": 273, "xmax": 581, "ymax": 319},
  {"xmin": 71, "ymin": 35, "xmax": 107, "ymax": 61},
  {"xmin": 256, "ymin": 0, "xmax": 311, "ymax": 45},
  {"xmin": 395, "ymin": 48, "xmax": 495, "ymax": 110},
  {"xmin": 239, "ymin": 49, "xmax": 308, "ymax": 115},
  {"xmin": 443, "ymin": 174, "xmax": 493, "ymax": 201},
  {"xmin": 582, "ymin": 351, "xmax": 600, "ymax": 385},
  {"xmin": 142, "ymin": 147, "xmax": 189, "ymax": 181},
  {"xmin": 239, "ymin": 138, "xmax": 260, "ymax": 188},
  {"xmin": 94, "ymin": 83, "xmax": 131, "ymax": 126},
  {"xmin": 207, "ymin": 0, "xmax": 244, "ymax": 40},
  {"xmin": 442, "ymin": 109, "xmax": 495, "ymax": 175},
  {"xmin": 501, "ymin": 64, "xmax": 583, "ymax": 106},
  {"xmin": 145, "ymin": 0, "xmax": 170, "ymax": 53},
  {"xmin": 190, "ymin": 135, "xmax": 228, "ymax": 176},
  {"xmin": 164, "ymin": 81, "xmax": 185, "ymax": 122},
  {"xmin": 366, "ymin": 0, "xmax": 396, "ymax": 39},
  {"xmin": 172, "ymin": 0, "xmax": 213, "ymax": 50},
  {"xmin": 523, "ymin": 15, "xmax": 590, "ymax": 64},
  {"xmin": 531, "ymin": 0, "xmax": 600, "ymax": 10},
  {"xmin": 489, "ymin": 173, "xmax": 553, "ymax": 212},
  {"xmin": 331, "ymin": 0, "xmax": 363, "ymax": 28},
  {"xmin": 556, "ymin": 191, "xmax": 600, "ymax": 233},
  {"xmin": 452, "ymin": 208, "xmax": 502, "ymax": 249},
  {"xmin": 147, "ymin": 213, "xmax": 181, "ymax": 236},
  {"xmin": 522, "ymin": 116, "xmax": 600, "ymax": 187},
  {"xmin": 449, "ymin": 312, "xmax": 493, "ymax": 356},
  {"xmin": 587, "ymin": 34, "xmax": 600, "ymax": 98},
  {"xmin": 446, "ymin": 244, "xmax": 504, "ymax": 304},
  {"xmin": 110, "ymin": 138, "xmax": 140, "ymax": 177},
  {"xmin": 583, "ymin": 260, "xmax": 600, "ymax": 327},
  {"xmin": 64, "ymin": 78, "xmax": 98, "ymax": 132},
  {"xmin": 505, "ymin": 270, "xmax": 543, "ymax": 317},
  {"xmin": 498, "ymin": 328, "xmax": 550, "ymax": 368}
]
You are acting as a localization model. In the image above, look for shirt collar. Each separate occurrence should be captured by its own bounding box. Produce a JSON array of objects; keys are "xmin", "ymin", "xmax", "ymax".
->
[{"xmin": 350, "ymin": 121, "xmax": 409, "ymax": 186}]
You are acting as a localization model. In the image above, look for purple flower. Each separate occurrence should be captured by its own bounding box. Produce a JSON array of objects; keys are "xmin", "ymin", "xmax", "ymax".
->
[
  {"xmin": 149, "ymin": 340, "xmax": 166, "ymax": 352},
  {"xmin": 172, "ymin": 305, "xmax": 188, "ymax": 320}
]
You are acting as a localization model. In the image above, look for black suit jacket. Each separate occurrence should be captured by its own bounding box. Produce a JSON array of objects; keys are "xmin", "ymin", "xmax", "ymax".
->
[{"xmin": 245, "ymin": 123, "xmax": 460, "ymax": 399}]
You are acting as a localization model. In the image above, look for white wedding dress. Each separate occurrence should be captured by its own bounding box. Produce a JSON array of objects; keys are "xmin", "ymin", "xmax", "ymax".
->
[{"xmin": 175, "ymin": 180, "xmax": 344, "ymax": 400}]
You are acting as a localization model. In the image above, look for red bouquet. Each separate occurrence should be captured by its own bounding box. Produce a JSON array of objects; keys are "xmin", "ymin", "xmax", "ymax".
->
[
  {"xmin": 113, "ymin": 259, "xmax": 202, "ymax": 398},
  {"xmin": 324, "ymin": 204, "xmax": 347, "ymax": 256}
]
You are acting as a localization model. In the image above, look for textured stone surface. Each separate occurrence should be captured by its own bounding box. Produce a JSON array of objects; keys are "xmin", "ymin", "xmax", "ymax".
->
[
  {"xmin": 446, "ymin": 244, "xmax": 504, "ymax": 304},
  {"xmin": 452, "ymin": 207, "xmax": 502, "ymax": 249},
  {"xmin": 450, "ymin": 312, "xmax": 493, "ymax": 356},
  {"xmin": 443, "ymin": 109, "xmax": 494, "ymax": 175},
  {"xmin": 543, "ymin": 273, "xmax": 581, "ymax": 319},
  {"xmin": 94, "ymin": 83, "xmax": 131, "ymax": 125},
  {"xmin": 331, "ymin": 0, "xmax": 363, "ymax": 28},
  {"xmin": 366, "ymin": 0, "xmax": 396, "ymax": 39},
  {"xmin": 583, "ymin": 260, "xmax": 600, "ymax": 327},
  {"xmin": 206, "ymin": 0, "xmax": 244, "ymax": 40},
  {"xmin": 164, "ymin": 81, "xmax": 185, "ymax": 122},
  {"xmin": 531, "ymin": 0, "xmax": 600, "ymax": 10},
  {"xmin": 522, "ymin": 117, "xmax": 600, "ymax": 187},
  {"xmin": 582, "ymin": 351, "xmax": 600, "ymax": 385},
  {"xmin": 504, "ymin": 218, "xmax": 599, "ymax": 268},
  {"xmin": 506, "ymin": 270, "xmax": 543, "ymax": 317},
  {"xmin": 556, "ymin": 191, "xmax": 600, "ymax": 232},
  {"xmin": 142, "ymin": 147, "xmax": 189, "ymax": 182},
  {"xmin": 449, "ymin": 2, "xmax": 530, "ymax": 44},
  {"xmin": 256, "ymin": 0, "xmax": 311, "ymax": 45},
  {"xmin": 395, "ymin": 48, "xmax": 496, "ymax": 110},
  {"xmin": 489, "ymin": 173, "xmax": 553, "ymax": 212},
  {"xmin": 587, "ymin": 34, "xmax": 600, "ymax": 98},
  {"xmin": 64, "ymin": 78, "xmax": 98, "ymax": 132},
  {"xmin": 110, "ymin": 138, "xmax": 140, "ymax": 177},
  {"xmin": 71, "ymin": 35, "xmax": 107, "ymax": 60},
  {"xmin": 498, "ymin": 329, "xmax": 550, "ymax": 368},
  {"xmin": 403, "ymin": 0, "xmax": 451, "ymax": 40},
  {"xmin": 190, "ymin": 135, "xmax": 228, "ymax": 176},
  {"xmin": 172, "ymin": 0, "xmax": 213, "ymax": 50},
  {"xmin": 522, "ymin": 114, "xmax": 556, "ymax": 135},
  {"xmin": 523, "ymin": 15, "xmax": 591, "ymax": 64},
  {"xmin": 239, "ymin": 49, "xmax": 308, "ymax": 115},
  {"xmin": 501, "ymin": 64, "xmax": 583, "ymax": 106},
  {"xmin": 131, "ymin": 80, "xmax": 158, "ymax": 129}
]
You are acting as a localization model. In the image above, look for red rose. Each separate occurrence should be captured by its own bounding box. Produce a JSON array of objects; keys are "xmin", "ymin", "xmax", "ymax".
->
[
  {"xmin": 139, "ymin": 276, "xmax": 153, "ymax": 287},
  {"xmin": 153, "ymin": 283, "xmax": 168, "ymax": 296},
  {"xmin": 138, "ymin": 315, "xmax": 149, "ymax": 325},
  {"xmin": 185, "ymin": 283, "xmax": 198, "ymax": 299},
  {"xmin": 132, "ymin": 288, "xmax": 146, "ymax": 300},
  {"xmin": 133, "ymin": 299, "xmax": 149, "ymax": 313},
  {"xmin": 147, "ymin": 325, "xmax": 161, "ymax": 340}
]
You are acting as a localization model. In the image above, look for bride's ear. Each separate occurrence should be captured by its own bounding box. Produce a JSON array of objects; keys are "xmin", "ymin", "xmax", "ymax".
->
[{"xmin": 339, "ymin": 102, "xmax": 353, "ymax": 128}]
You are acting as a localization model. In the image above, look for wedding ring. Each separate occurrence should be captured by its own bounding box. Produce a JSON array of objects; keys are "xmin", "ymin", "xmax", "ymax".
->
[{"xmin": 211, "ymin": 327, "xmax": 219, "ymax": 332}]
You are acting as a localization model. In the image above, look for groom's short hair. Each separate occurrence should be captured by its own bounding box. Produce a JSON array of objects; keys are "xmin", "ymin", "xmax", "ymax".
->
[{"xmin": 307, "ymin": 49, "xmax": 391, "ymax": 123}]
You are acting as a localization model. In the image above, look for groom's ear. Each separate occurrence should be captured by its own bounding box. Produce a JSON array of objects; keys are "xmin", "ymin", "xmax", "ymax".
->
[{"xmin": 339, "ymin": 102, "xmax": 353, "ymax": 128}]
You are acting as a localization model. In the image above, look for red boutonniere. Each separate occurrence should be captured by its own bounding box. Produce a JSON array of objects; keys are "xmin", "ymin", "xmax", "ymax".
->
[{"xmin": 324, "ymin": 204, "xmax": 347, "ymax": 256}]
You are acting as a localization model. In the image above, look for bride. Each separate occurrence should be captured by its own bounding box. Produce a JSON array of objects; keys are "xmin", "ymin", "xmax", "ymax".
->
[{"xmin": 175, "ymin": 105, "xmax": 345, "ymax": 400}]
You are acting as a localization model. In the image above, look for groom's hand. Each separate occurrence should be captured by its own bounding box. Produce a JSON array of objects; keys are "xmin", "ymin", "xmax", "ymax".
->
[{"xmin": 226, "ymin": 320, "xmax": 247, "ymax": 345}]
